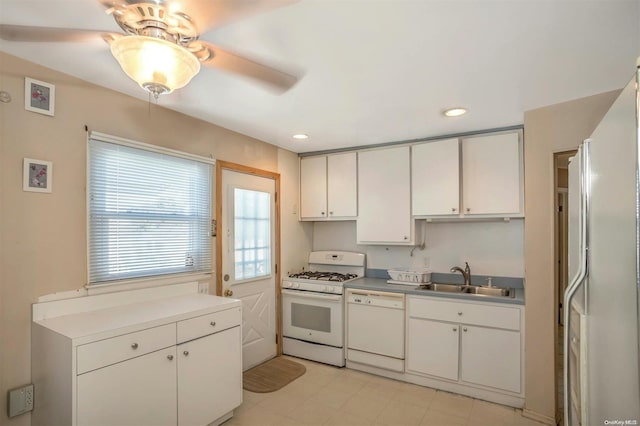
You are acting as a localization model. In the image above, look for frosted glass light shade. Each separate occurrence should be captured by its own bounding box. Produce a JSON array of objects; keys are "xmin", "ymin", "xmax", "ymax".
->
[{"xmin": 110, "ymin": 36, "xmax": 201, "ymax": 97}]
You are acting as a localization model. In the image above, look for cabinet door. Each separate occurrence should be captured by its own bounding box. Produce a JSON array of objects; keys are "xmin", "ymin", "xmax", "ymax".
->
[
  {"xmin": 460, "ymin": 325, "xmax": 521, "ymax": 393},
  {"xmin": 178, "ymin": 326, "xmax": 242, "ymax": 426},
  {"xmin": 406, "ymin": 318, "xmax": 459, "ymax": 381},
  {"xmin": 300, "ymin": 156, "xmax": 327, "ymax": 219},
  {"xmin": 462, "ymin": 132, "xmax": 521, "ymax": 215},
  {"xmin": 327, "ymin": 152, "xmax": 357, "ymax": 218},
  {"xmin": 77, "ymin": 347, "xmax": 177, "ymax": 426},
  {"xmin": 412, "ymin": 138, "xmax": 460, "ymax": 216},
  {"xmin": 357, "ymin": 146, "xmax": 412, "ymax": 243}
]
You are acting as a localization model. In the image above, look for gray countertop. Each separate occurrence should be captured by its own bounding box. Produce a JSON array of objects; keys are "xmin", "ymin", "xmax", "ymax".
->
[{"xmin": 344, "ymin": 277, "xmax": 525, "ymax": 305}]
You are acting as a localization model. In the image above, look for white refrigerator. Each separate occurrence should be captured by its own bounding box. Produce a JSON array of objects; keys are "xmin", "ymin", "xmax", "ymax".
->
[{"xmin": 565, "ymin": 65, "xmax": 640, "ymax": 425}]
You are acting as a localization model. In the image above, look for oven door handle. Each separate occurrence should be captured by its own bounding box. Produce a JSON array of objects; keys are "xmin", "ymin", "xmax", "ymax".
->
[{"xmin": 281, "ymin": 289, "xmax": 343, "ymax": 301}]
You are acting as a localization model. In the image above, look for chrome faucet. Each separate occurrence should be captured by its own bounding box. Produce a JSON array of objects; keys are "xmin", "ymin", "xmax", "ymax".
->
[{"xmin": 450, "ymin": 262, "xmax": 471, "ymax": 286}]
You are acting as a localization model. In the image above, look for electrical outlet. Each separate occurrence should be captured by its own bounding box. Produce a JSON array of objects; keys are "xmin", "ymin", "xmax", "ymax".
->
[
  {"xmin": 8, "ymin": 384, "xmax": 34, "ymax": 418},
  {"xmin": 197, "ymin": 282, "xmax": 209, "ymax": 294}
]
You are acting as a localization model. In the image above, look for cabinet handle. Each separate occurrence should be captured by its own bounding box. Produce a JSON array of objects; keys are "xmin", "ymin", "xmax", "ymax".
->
[
  {"xmin": 466, "ymin": 208, "xmax": 471, "ymax": 212},
  {"xmin": 453, "ymin": 327, "xmax": 457, "ymax": 332},
  {"xmin": 131, "ymin": 343, "xmax": 139, "ymax": 350},
  {"xmin": 463, "ymin": 327, "xmax": 468, "ymax": 332},
  {"xmin": 451, "ymin": 208, "xmax": 457, "ymax": 212},
  {"xmin": 458, "ymin": 311, "xmax": 463, "ymax": 316},
  {"xmin": 183, "ymin": 351, "xmax": 189, "ymax": 356},
  {"xmin": 403, "ymin": 236, "xmax": 408, "ymax": 240},
  {"xmin": 329, "ymin": 211, "xmax": 333, "ymax": 215},
  {"xmin": 210, "ymin": 321, "xmax": 216, "ymax": 327},
  {"xmin": 321, "ymin": 211, "xmax": 325, "ymax": 215},
  {"xmin": 167, "ymin": 355, "xmax": 174, "ymax": 361}
]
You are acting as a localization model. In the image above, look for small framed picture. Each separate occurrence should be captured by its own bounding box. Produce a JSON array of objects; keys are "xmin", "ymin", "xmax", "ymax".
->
[
  {"xmin": 23, "ymin": 158, "xmax": 53, "ymax": 193},
  {"xmin": 24, "ymin": 77, "xmax": 55, "ymax": 116}
]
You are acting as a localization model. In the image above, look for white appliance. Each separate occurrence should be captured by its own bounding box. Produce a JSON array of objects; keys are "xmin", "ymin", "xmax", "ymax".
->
[
  {"xmin": 564, "ymin": 65, "xmax": 640, "ymax": 426},
  {"xmin": 282, "ymin": 251, "xmax": 365, "ymax": 367},
  {"xmin": 346, "ymin": 289, "xmax": 405, "ymax": 372}
]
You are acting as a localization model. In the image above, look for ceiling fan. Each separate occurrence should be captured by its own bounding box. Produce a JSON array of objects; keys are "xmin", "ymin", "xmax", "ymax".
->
[{"xmin": 0, "ymin": 0, "xmax": 299, "ymax": 98}]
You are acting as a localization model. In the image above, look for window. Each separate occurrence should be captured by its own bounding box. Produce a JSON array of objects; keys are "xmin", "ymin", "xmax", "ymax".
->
[
  {"xmin": 233, "ymin": 188, "xmax": 271, "ymax": 281},
  {"xmin": 88, "ymin": 134, "xmax": 213, "ymax": 284}
]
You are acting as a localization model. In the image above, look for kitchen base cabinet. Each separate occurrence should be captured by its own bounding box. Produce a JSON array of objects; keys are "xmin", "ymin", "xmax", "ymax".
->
[
  {"xmin": 403, "ymin": 295, "xmax": 524, "ymax": 408},
  {"xmin": 460, "ymin": 325, "xmax": 521, "ymax": 393},
  {"xmin": 407, "ymin": 318, "xmax": 458, "ymax": 381},
  {"xmin": 178, "ymin": 326, "xmax": 242, "ymax": 426},
  {"xmin": 31, "ymin": 284, "xmax": 242, "ymax": 426},
  {"xmin": 77, "ymin": 347, "xmax": 178, "ymax": 426}
]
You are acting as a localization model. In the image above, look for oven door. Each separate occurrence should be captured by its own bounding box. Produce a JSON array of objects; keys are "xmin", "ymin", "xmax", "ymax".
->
[{"xmin": 281, "ymin": 289, "xmax": 343, "ymax": 347}]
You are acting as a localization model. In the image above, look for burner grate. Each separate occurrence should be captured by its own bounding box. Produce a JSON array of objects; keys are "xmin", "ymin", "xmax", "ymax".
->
[{"xmin": 288, "ymin": 271, "xmax": 358, "ymax": 282}]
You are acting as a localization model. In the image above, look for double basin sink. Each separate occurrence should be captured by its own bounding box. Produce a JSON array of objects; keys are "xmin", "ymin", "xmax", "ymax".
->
[{"xmin": 417, "ymin": 282, "xmax": 514, "ymax": 298}]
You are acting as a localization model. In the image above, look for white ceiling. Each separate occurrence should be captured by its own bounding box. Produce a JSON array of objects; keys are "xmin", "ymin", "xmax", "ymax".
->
[{"xmin": 1, "ymin": 0, "xmax": 639, "ymax": 153}]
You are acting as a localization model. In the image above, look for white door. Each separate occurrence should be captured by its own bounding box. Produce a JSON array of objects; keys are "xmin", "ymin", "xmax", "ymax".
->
[
  {"xmin": 177, "ymin": 327, "xmax": 242, "ymax": 425},
  {"xmin": 221, "ymin": 169, "xmax": 277, "ymax": 370},
  {"xmin": 77, "ymin": 347, "xmax": 177, "ymax": 426},
  {"xmin": 412, "ymin": 138, "xmax": 460, "ymax": 216}
]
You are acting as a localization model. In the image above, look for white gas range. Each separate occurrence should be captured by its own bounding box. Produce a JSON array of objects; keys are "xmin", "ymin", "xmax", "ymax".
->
[{"xmin": 281, "ymin": 251, "xmax": 365, "ymax": 367}]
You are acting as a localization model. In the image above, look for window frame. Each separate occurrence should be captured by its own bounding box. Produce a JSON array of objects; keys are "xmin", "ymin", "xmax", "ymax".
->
[{"xmin": 86, "ymin": 131, "xmax": 215, "ymax": 287}]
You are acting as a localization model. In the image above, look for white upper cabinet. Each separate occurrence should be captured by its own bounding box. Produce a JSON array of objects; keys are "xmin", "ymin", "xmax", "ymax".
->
[
  {"xmin": 300, "ymin": 156, "xmax": 327, "ymax": 219},
  {"xmin": 412, "ymin": 138, "xmax": 460, "ymax": 216},
  {"xmin": 300, "ymin": 152, "xmax": 357, "ymax": 220},
  {"xmin": 462, "ymin": 132, "xmax": 522, "ymax": 216},
  {"xmin": 357, "ymin": 146, "xmax": 414, "ymax": 244}
]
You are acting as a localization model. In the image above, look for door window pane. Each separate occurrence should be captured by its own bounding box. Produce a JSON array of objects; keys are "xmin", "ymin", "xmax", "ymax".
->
[{"xmin": 234, "ymin": 188, "xmax": 271, "ymax": 280}]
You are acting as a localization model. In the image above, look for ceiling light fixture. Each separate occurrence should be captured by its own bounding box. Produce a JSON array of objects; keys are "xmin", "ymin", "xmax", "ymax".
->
[
  {"xmin": 293, "ymin": 134, "xmax": 309, "ymax": 140},
  {"xmin": 443, "ymin": 107, "xmax": 468, "ymax": 117},
  {"xmin": 110, "ymin": 35, "xmax": 201, "ymax": 99}
]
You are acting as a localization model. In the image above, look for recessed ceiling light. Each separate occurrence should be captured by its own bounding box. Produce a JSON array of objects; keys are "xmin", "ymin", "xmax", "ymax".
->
[
  {"xmin": 443, "ymin": 107, "xmax": 468, "ymax": 117},
  {"xmin": 293, "ymin": 134, "xmax": 309, "ymax": 140}
]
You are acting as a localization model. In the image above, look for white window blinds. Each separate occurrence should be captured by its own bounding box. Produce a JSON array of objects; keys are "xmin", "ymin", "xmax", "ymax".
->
[{"xmin": 88, "ymin": 135, "xmax": 213, "ymax": 284}]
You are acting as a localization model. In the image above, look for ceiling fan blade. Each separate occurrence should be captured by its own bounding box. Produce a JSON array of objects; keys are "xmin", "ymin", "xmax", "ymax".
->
[
  {"xmin": 197, "ymin": 42, "xmax": 299, "ymax": 91},
  {"xmin": 0, "ymin": 24, "xmax": 107, "ymax": 43},
  {"xmin": 98, "ymin": 0, "xmax": 299, "ymax": 34}
]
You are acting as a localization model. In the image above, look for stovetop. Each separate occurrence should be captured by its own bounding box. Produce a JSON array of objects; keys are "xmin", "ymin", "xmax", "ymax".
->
[{"xmin": 288, "ymin": 271, "xmax": 359, "ymax": 282}]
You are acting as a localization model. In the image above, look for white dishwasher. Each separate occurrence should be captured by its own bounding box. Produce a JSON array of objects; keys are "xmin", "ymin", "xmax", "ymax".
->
[{"xmin": 346, "ymin": 289, "xmax": 405, "ymax": 372}]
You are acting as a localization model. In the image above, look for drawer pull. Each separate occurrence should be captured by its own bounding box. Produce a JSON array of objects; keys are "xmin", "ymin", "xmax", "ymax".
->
[
  {"xmin": 131, "ymin": 343, "xmax": 139, "ymax": 350},
  {"xmin": 210, "ymin": 321, "xmax": 216, "ymax": 327},
  {"xmin": 463, "ymin": 327, "xmax": 468, "ymax": 332},
  {"xmin": 458, "ymin": 312, "xmax": 463, "ymax": 316},
  {"xmin": 453, "ymin": 327, "xmax": 457, "ymax": 332},
  {"xmin": 183, "ymin": 351, "xmax": 189, "ymax": 356},
  {"xmin": 167, "ymin": 355, "xmax": 174, "ymax": 361}
]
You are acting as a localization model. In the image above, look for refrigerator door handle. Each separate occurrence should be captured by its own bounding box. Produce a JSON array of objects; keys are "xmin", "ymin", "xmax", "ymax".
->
[{"xmin": 564, "ymin": 140, "xmax": 591, "ymax": 426}]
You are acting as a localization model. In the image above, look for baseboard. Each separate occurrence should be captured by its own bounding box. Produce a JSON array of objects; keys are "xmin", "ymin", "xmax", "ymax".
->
[{"xmin": 522, "ymin": 408, "xmax": 557, "ymax": 425}]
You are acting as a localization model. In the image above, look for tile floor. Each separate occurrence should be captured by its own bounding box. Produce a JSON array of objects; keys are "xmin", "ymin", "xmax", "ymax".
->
[{"xmin": 226, "ymin": 356, "xmax": 549, "ymax": 426}]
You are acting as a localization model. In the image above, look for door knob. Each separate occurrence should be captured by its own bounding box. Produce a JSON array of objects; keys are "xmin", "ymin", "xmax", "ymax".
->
[{"xmin": 224, "ymin": 289, "xmax": 233, "ymax": 297}]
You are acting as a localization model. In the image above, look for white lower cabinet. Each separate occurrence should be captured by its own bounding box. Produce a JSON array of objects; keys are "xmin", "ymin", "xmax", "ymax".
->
[
  {"xmin": 405, "ymin": 295, "xmax": 524, "ymax": 406},
  {"xmin": 459, "ymin": 325, "xmax": 521, "ymax": 393},
  {"xmin": 32, "ymin": 290, "xmax": 242, "ymax": 426},
  {"xmin": 77, "ymin": 347, "xmax": 178, "ymax": 426},
  {"xmin": 407, "ymin": 318, "xmax": 459, "ymax": 381},
  {"xmin": 177, "ymin": 327, "xmax": 242, "ymax": 426}
]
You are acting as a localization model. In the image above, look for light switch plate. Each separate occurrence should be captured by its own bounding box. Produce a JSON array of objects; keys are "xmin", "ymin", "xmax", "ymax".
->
[{"xmin": 8, "ymin": 384, "xmax": 34, "ymax": 417}]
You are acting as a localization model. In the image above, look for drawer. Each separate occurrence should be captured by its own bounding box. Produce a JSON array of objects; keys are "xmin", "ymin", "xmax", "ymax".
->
[
  {"xmin": 408, "ymin": 297, "xmax": 520, "ymax": 331},
  {"xmin": 177, "ymin": 307, "xmax": 241, "ymax": 344},
  {"xmin": 77, "ymin": 323, "xmax": 176, "ymax": 374}
]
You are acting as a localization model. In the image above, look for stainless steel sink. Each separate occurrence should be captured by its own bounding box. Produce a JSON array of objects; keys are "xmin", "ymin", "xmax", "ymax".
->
[
  {"xmin": 461, "ymin": 286, "xmax": 513, "ymax": 297},
  {"xmin": 417, "ymin": 283, "xmax": 514, "ymax": 298},
  {"xmin": 418, "ymin": 283, "xmax": 464, "ymax": 293}
]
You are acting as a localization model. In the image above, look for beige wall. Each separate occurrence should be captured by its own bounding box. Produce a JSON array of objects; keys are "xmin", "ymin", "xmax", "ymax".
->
[
  {"xmin": 0, "ymin": 52, "xmax": 311, "ymax": 424},
  {"xmin": 523, "ymin": 89, "xmax": 620, "ymax": 423}
]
